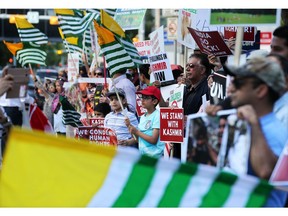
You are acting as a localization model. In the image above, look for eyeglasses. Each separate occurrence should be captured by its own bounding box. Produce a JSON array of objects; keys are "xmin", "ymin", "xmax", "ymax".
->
[
  {"xmin": 186, "ymin": 63, "xmax": 201, "ymax": 70},
  {"xmin": 140, "ymin": 95, "xmax": 154, "ymax": 100},
  {"xmin": 95, "ymin": 73, "xmax": 103, "ymax": 76}
]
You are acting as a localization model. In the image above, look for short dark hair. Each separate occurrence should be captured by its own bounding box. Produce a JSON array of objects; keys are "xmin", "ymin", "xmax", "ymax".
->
[
  {"xmin": 94, "ymin": 102, "xmax": 111, "ymax": 117},
  {"xmin": 139, "ymin": 64, "xmax": 150, "ymax": 80},
  {"xmin": 273, "ymin": 25, "xmax": 288, "ymax": 47},
  {"xmin": 188, "ymin": 53, "xmax": 211, "ymax": 77}
]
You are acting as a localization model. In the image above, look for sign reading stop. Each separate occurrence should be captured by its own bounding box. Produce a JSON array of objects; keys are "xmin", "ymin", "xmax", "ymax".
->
[{"xmin": 167, "ymin": 17, "xmax": 177, "ymax": 40}]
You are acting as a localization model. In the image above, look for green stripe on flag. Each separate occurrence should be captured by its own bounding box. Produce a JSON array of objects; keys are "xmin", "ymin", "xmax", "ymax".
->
[
  {"xmin": 112, "ymin": 155, "xmax": 158, "ymax": 207},
  {"xmin": 158, "ymin": 163, "xmax": 198, "ymax": 207},
  {"xmin": 199, "ymin": 171, "xmax": 237, "ymax": 207},
  {"xmin": 245, "ymin": 179, "xmax": 273, "ymax": 207}
]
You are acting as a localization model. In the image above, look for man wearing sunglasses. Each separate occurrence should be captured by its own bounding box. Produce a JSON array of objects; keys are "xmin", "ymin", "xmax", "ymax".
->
[
  {"xmin": 182, "ymin": 53, "xmax": 211, "ymax": 116},
  {"xmin": 224, "ymin": 56, "xmax": 288, "ymax": 207}
]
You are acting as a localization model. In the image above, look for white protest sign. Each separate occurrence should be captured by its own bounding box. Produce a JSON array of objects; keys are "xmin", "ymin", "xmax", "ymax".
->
[
  {"xmin": 67, "ymin": 53, "xmax": 79, "ymax": 82},
  {"xmin": 149, "ymin": 52, "xmax": 174, "ymax": 83},
  {"xmin": 149, "ymin": 25, "xmax": 165, "ymax": 55},
  {"xmin": 133, "ymin": 40, "xmax": 152, "ymax": 56},
  {"xmin": 177, "ymin": 9, "xmax": 197, "ymax": 49}
]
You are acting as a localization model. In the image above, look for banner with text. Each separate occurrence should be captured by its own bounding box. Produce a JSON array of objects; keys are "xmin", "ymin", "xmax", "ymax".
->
[
  {"xmin": 149, "ymin": 52, "xmax": 174, "ymax": 83},
  {"xmin": 114, "ymin": 9, "xmax": 146, "ymax": 30},
  {"xmin": 76, "ymin": 126, "xmax": 117, "ymax": 146},
  {"xmin": 160, "ymin": 107, "xmax": 184, "ymax": 143},
  {"xmin": 188, "ymin": 27, "xmax": 233, "ymax": 57},
  {"xmin": 149, "ymin": 25, "xmax": 165, "ymax": 55}
]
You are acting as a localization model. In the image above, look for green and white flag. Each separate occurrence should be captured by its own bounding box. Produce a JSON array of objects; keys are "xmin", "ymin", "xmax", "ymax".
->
[
  {"xmin": 0, "ymin": 127, "xmax": 275, "ymax": 207},
  {"xmin": 59, "ymin": 95, "xmax": 83, "ymax": 128},
  {"xmin": 55, "ymin": 9, "xmax": 98, "ymax": 37},
  {"xmin": 14, "ymin": 16, "xmax": 48, "ymax": 45},
  {"xmin": 4, "ymin": 41, "xmax": 47, "ymax": 67}
]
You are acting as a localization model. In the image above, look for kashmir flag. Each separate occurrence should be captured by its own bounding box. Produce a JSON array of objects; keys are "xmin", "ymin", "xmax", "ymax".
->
[
  {"xmin": 3, "ymin": 41, "xmax": 47, "ymax": 67},
  {"xmin": 56, "ymin": 9, "xmax": 95, "ymax": 64},
  {"xmin": 93, "ymin": 21, "xmax": 135, "ymax": 76},
  {"xmin": 55, "ymin": 9, "xmax": 98, "ymax": 36},
  {"xmin": 59, "ymin": 95, "xmax": 83, "ymax": 128},
  {"xmin": 0, "ymin": 127, "xmax": 276, "ymax": 207},
  {"xmin": 99, "ymin": 10, "xmax": 142, "ymax": 66},
  {"xmin": 14, "ymin": 16, "xmax": 48, "ymax": 45},
  {"xmin": 86, "ymin": 8, "xmax": 116, "ymax": 18}
]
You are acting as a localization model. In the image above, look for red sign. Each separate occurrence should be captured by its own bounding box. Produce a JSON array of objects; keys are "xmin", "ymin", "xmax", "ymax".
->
[
  {"xmin": 260, "ymin": 32, "xmax": 272, "ymax": 45},
  {"xmin": 188, "ymin": 27, "xmax": 233, "ymax": 57},
  {"xmin": 76, "ymin": 126, "xmax": 117, "ymax": 146},
  {"xmin": 160, "ymin": 108, "xmax": 184, "ymax": 143},
  {"xmin": 89, "ymin": 118, "xmax": 104, "ymax": 127},
  {"xmin": 224, "ymin": 26, "xmax": 256, "ymax": 42}
]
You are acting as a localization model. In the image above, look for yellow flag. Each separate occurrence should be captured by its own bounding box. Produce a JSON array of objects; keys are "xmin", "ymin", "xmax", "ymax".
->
[
  {"xmin": 100, "ymin": 9, "xmax": 125, "ymax": 38},
  {"xmin": 54, "ymin": 9, "xmax": 75, "ymax": 16},
  {"xmin": 14, "ymin": 16, "xmax": 34, "ymax": 29},
  {"xmin": 0, "ymin": 127, "xmax": 117, "ymax": 207},
  {"xmin": 93, "ymin": 21, "xmax": 116, "ymax": 46},
  {"xmin": 3, "ymin": 41, "xmax": 23, "ymax": 56}
]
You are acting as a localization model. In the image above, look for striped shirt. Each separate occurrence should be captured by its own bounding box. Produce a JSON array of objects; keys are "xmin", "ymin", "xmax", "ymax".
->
[{"xmin": 104, "ymin": 108, "xmax": 138, "ymax": 141}]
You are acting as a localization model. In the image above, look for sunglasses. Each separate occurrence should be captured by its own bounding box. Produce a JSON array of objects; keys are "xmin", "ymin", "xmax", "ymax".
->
[
  {"xmin": 232, "ymin": 76, "xmax": 262, "ymax": 90},
  {"xmin": 186, "ymin": 63, "xmax": 201, "ymax": 69},
  {"xmin": 95, "ymin": 73, "xmax": 103, "ymax": 76}
]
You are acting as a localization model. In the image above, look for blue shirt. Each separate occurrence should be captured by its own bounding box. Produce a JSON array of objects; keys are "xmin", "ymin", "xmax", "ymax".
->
[
  {"xmin": 247, "ymin": 112, "xmax": 288, "ymax": 207},
  {"xmin": 138, "ymin": 109, "xmax": 165, "ymax": 158}
]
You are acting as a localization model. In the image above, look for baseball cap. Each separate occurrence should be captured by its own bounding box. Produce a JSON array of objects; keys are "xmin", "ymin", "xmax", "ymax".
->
[
  {"xmin": 223, "ymin": 56, "xmax": 286, "ymax": 94},
  {"xmin": 136, "ymin": 86, "xmax": 161, "ymax": 101},
  {"xmin": 107, "ymin": 87, "xmax": 126, "ymax": 98}
]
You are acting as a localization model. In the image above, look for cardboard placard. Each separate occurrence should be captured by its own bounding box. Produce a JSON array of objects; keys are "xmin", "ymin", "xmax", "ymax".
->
[{"xmin": 6, "ymin": 68, "xmax": 29, "ymax": 98}]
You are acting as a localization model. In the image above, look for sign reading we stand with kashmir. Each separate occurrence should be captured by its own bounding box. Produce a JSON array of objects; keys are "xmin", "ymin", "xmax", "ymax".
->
[{"xmin": 160, "ymin": 107, "xmax": 184, "ymax": 143}]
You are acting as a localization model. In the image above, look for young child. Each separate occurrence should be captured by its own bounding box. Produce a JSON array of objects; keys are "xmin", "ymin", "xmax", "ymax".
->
[
  {"xmin": 104, "ymin": 87, "xmax": 138, "ymax": 148},
  {"xmin": 125, "ymin": 86, "xmax": 164, "ymax": 158}
]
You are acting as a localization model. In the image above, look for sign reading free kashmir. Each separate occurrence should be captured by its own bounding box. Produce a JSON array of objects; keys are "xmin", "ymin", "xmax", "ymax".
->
[{"xmin": 160, "ymin": 107, "xmax": 184, "ymax": 143}]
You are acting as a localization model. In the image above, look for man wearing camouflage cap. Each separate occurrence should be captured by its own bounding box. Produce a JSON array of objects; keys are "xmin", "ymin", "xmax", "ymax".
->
[{"xmin": 224, "ymin": 56, "xmax": 288, "ymax": 207}]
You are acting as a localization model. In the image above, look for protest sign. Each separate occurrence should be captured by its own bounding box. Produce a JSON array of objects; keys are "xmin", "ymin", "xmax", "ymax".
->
[
  {"xmin": 114, "ymin": 9, "xmax": 146, "ymax": 30},
  {"xmin": 209, "ymin": 70, "xmax": 227, "ymax": 105},
  {"xmin": 224, "ymin": 26, "xmax": 256, "ymax": 42},
  {"xmin": 133, "ymin": 40, "xmax": 152, "ymax": 56},
  {"xmin": 76, "ymin": 126, "xmax": 117, "ymax": 146},
  {"xmin": 67, "ymin": 53, "xmax": 79, "ymax": 82},
  {"xmin": 149, "ymin": 26, "xmax": 165, "ymax": 55},
  {"xmin": 149, "ymin": 52, "xmax": 174, "ymax": 83},
  {"xmin": 167, "ymin": 84, "xmax": 185, "ymax": 108},
  {"xmin": 160, "ymin": 108, "xmax": 184, "ymax": 143},
  {"xmin": 182, "ymin": 109, "xmax": 251, "ymax": 175},
  {"xmin": 177, "ymin": 9, "xmax": 197, "ymax": 49},
  {"xmin": 89, "ymin": 118, "xmax": 104, "ymax": 127},
  {"xmin": 188, "ymin": 27, "xmax": 233, "ymax": 57},
  {"xmin": 209, "ymin": 9, "xmax": 281, "ymax": 26}
]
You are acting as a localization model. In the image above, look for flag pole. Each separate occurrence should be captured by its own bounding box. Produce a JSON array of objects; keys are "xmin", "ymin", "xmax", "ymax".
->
[{"xmin": 58, "ymin": 27, "xmax": 78, "ymax": 81}]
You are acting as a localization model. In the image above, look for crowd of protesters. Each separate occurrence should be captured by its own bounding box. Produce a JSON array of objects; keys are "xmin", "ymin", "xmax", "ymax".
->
[{"xmin": 0, "ymin": 24, "xmax": 287, "ymax": 207}]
